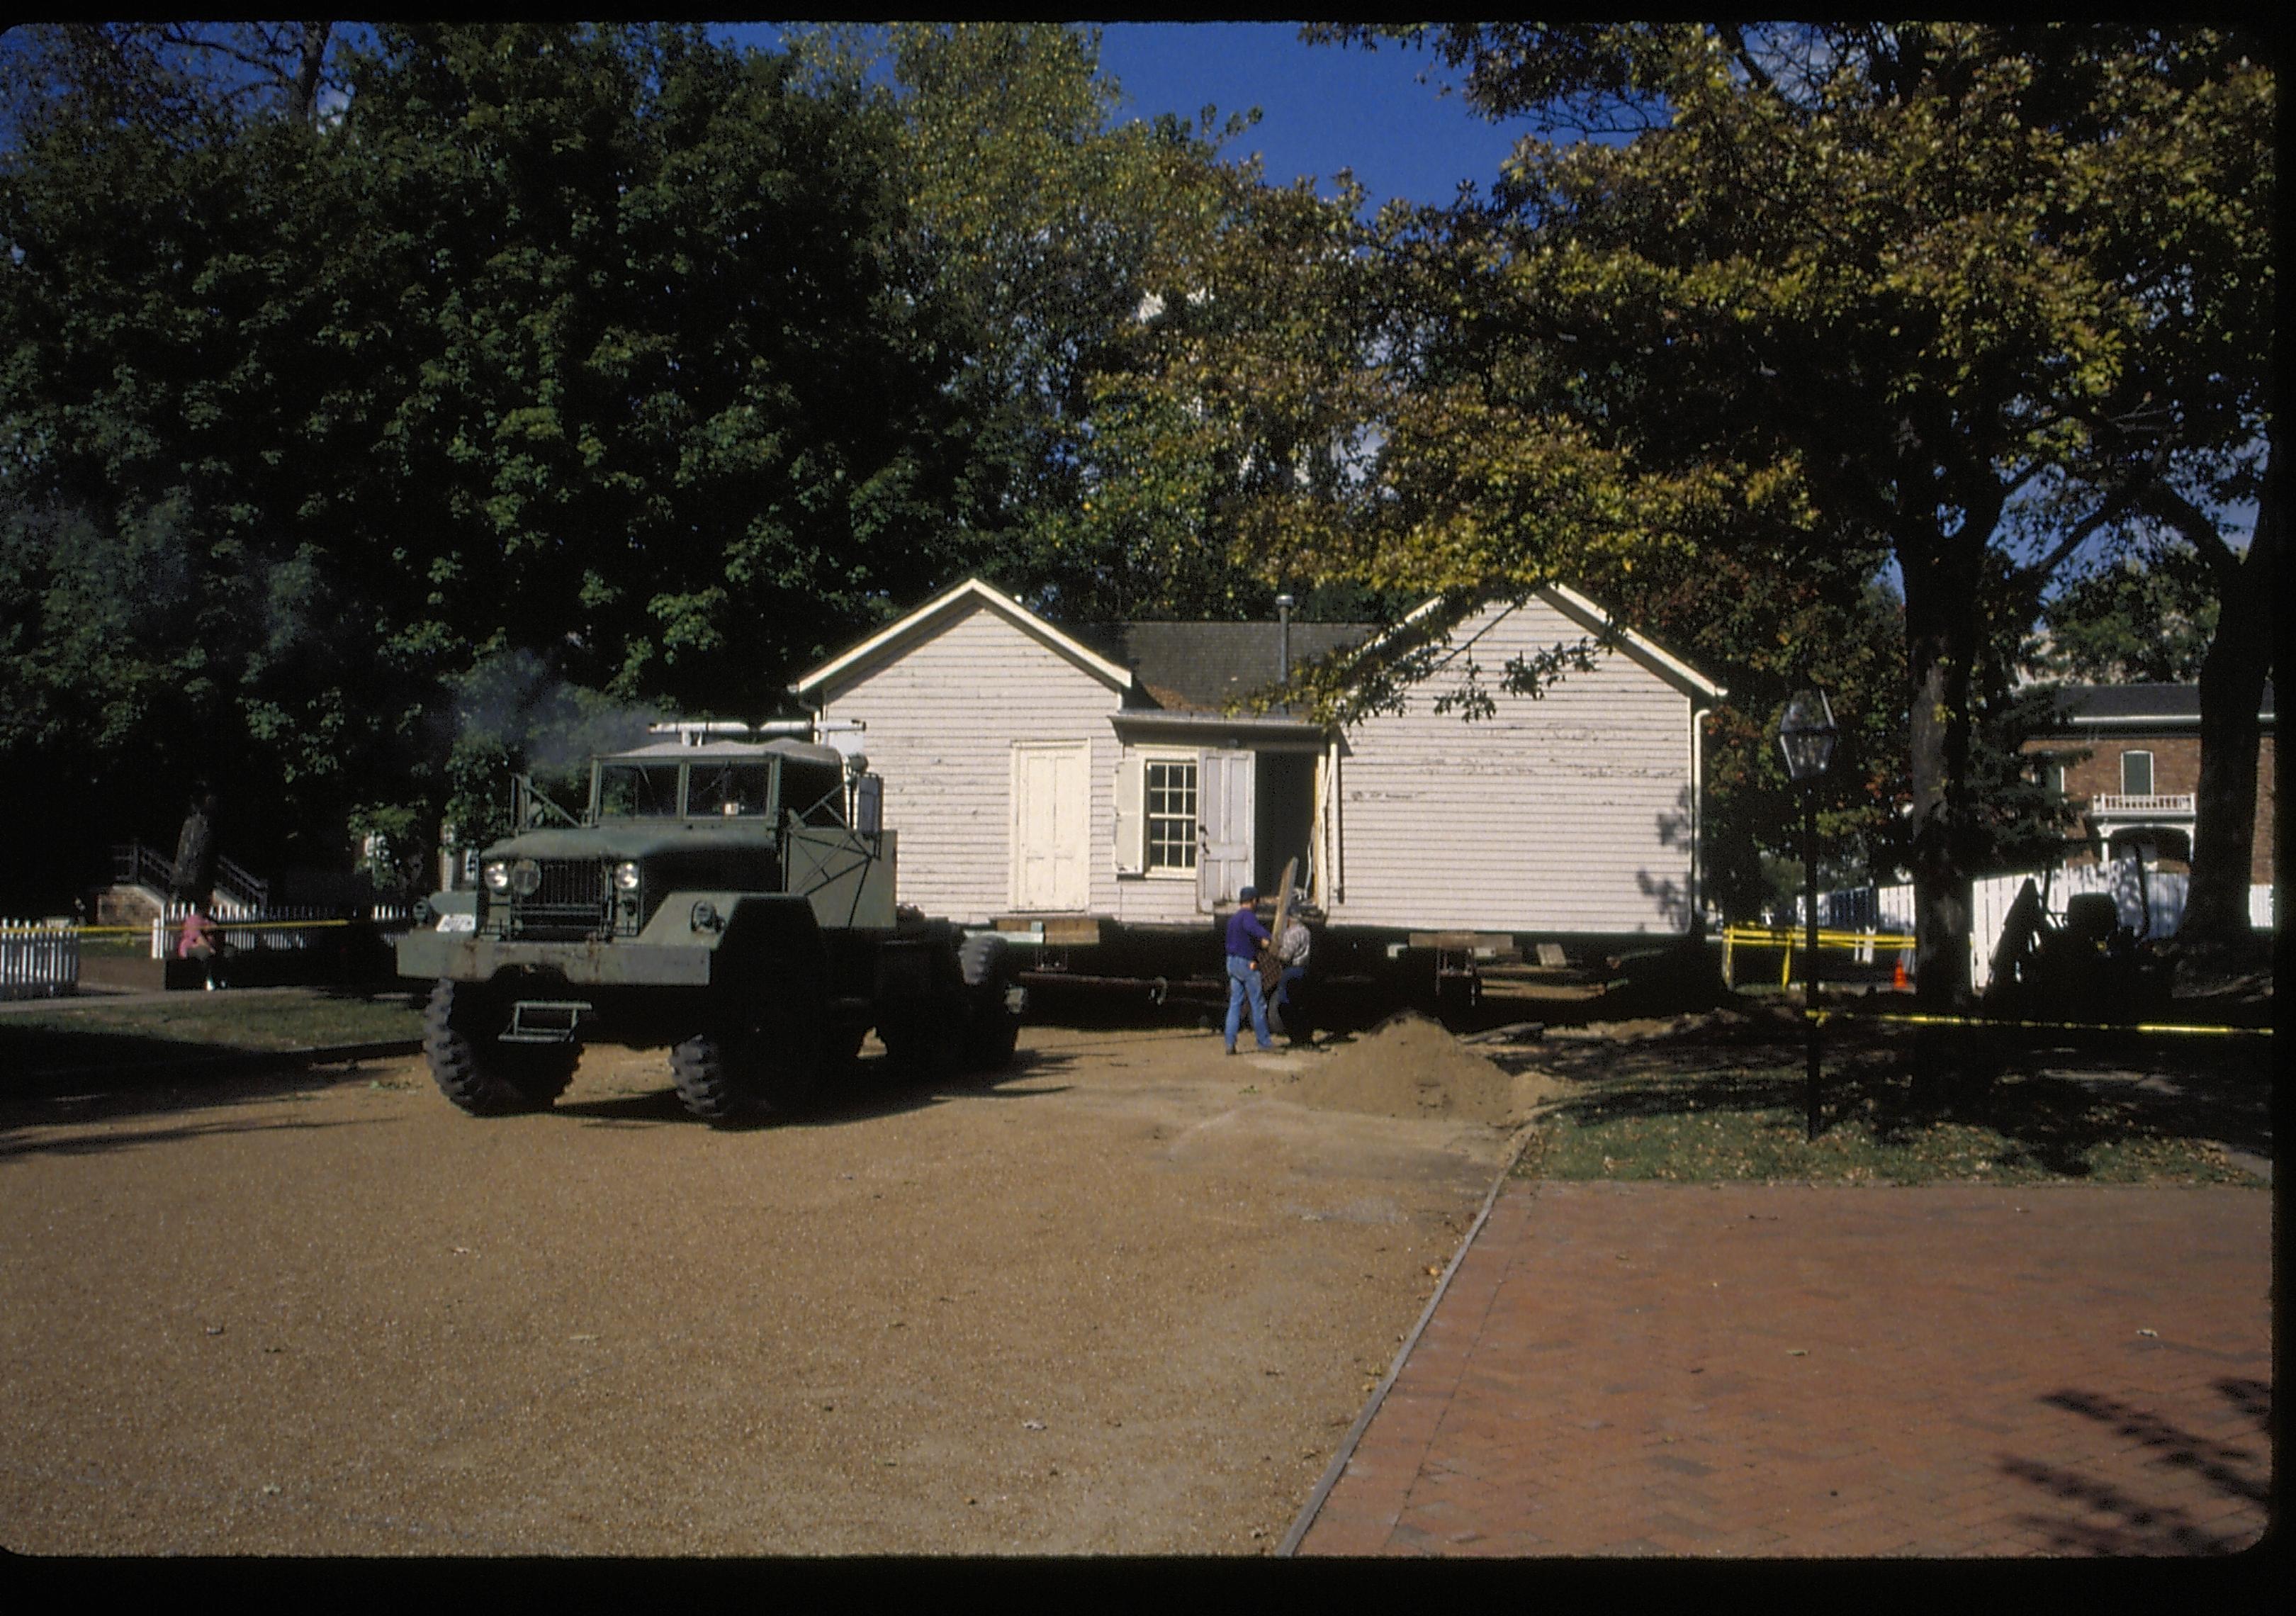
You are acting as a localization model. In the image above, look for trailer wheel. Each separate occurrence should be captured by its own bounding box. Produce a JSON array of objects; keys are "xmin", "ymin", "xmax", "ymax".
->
[
  {"xmin": 424, "ymin": 980, "xmax": 578, "ymax": 1116},
  {"xmin": 956, "ymin": 933, "xmax": 1021, "ymax": 1072},
  {"xmin": 964, "ymin": 1004, "xmax": 1020, "ymax": 1071}
]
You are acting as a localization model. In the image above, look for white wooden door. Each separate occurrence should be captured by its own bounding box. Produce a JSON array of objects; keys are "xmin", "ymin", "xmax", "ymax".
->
[
  {"xmin": 1012, "ymin": 741, "xmax": 1090, "ymax": 911},
  {"xmin": 1196, "ymin": 749, "xmax": 1254, "ymax": 911}
]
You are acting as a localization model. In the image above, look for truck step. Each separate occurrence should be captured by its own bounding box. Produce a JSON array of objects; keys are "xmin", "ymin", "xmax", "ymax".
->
[{"xmin": 502, "ymin": 999, "xmax": 588, "ymax": 1043}]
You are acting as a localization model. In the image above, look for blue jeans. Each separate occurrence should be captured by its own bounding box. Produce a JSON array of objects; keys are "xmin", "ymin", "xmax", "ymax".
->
[{"xmin": 1225, "ymin": 955, "xmax": 1273, "ymax": 1051}]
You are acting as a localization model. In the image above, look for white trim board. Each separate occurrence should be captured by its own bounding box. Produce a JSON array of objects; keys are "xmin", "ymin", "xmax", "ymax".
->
[{"xmin": 791, "ymin": 578, "xmax": 1135, "ymax": 700}]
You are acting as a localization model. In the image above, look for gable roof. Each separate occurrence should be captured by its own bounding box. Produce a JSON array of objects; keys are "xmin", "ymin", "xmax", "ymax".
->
[
  {"xmin": 789, "ymin": 577, "xmax": 1135, "ymax": 700},
  {"xmin": 1536, "ymin": 583, "xmax": 1728, "ymax": 702},
  {"xmin": 1076, "ymin": 621, "xmax": 1375, "ymax": 712},
  {"xmin": 793, "ymin": 577, "xmax": 1725, "ymax": 712}
]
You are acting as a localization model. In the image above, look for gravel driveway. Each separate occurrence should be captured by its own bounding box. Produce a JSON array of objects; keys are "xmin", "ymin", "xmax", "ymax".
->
[{"xmin": 1, "ymin": 1024, "xmax": 1510, "ymax": 1555}]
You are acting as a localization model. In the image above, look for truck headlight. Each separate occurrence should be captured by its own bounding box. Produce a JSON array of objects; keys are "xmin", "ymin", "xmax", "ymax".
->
[
  {"xmin": 615, "ymin": 862, "xmax": 641, "ymax": 892},
  {"xmin": 483, "ymin": 861, "xmax": 511, "ymax": 894},
  {"xmin": 510, "ymin": 858, "xmax": 541, "ymax": 896}
]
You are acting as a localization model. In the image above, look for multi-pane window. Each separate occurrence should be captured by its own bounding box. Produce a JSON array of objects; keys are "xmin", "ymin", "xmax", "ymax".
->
[
  {"xmin": 1145, "ymin": 758, "xmax": 1198, "ymax": 871},
  {"xmin": 2120, "ymin": 750, "xmax": 2154, "ymax": 797}
]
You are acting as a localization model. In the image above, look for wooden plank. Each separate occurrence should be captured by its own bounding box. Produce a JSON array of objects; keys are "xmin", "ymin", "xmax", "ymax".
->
[{"xmin": 1407, "ymin": 931, "xmax": 1516, "ymax": 954}]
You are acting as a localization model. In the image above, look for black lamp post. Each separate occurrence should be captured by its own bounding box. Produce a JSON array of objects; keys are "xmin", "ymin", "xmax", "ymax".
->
[{"xmin": 1778, "ymin": 688, "xmax": 1839, "ymax": 1140}]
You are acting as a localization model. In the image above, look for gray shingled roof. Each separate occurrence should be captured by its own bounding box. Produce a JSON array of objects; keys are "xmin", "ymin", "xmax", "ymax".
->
[
  {"xmin": 2049, "ymin": 680, "xmax": 2275, "ymax": 725},
  {"xmin": 1076, "ymin": 622, "xmax": 1376, "ymax": 711}
]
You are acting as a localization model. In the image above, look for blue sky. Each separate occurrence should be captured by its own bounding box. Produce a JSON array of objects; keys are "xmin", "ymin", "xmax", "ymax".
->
[
  {"xmin": 713, "ymin": 22, "xmax": 1531, "ymax": 215},
  {"xmin": 1095, "ymin": 24, "xmax": 1529, "ymax": 211}
]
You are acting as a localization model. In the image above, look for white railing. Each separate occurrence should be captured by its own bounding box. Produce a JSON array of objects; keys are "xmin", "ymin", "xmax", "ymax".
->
[
  {"xmin": 2087, "ymin": 792, "xmax": 2196, "ymax": 817},
  {"xmin": 1, "ymin": 919, "xmax": 79, "ymax": 1000},
  {"xmin": 108, "ymin": 841, "xmax": 272, "ymax": 911},
  {"xmin": 148, "ymin": 903, "xmax": 415, "ymax": 960}
]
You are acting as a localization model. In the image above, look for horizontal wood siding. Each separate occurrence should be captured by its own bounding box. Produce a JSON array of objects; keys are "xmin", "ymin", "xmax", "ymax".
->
[
  {"xmin": 817, "ymin": 603, "xmax": 1122, "ymax": 926},
  {"xmin": 1331, "ymin": 598, "xmax": 1696, "ymax": 935}
]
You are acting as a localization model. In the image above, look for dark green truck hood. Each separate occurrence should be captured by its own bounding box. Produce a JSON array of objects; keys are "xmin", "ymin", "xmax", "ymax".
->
[{"xmin": 481, "ymin": 821, "xmax": 780, "ymax": 862}]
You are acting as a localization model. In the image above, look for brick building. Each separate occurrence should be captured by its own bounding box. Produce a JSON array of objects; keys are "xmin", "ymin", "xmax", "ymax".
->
[{"xmin": 2026, "ymin": 682, "xmax": 2275, "ymax": 885}]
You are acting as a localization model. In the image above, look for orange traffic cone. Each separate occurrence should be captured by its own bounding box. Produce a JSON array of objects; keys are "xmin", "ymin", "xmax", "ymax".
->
[{"xmin": 1892, "ymin": 954, "xmax": 1911, "ymax": 992}]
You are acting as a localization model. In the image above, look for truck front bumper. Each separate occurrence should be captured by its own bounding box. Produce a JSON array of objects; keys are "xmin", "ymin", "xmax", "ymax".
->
[{"xmin": 398, "ymin": 929, "xmax": 714, "ymax": 987}]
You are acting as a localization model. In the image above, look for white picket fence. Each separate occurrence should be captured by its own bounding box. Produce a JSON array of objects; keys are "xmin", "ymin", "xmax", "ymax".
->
[
  {"xmin": 1, "ymin": 919, "xmax": 79, "ymax": 999},
  {"xmin": 148, "ymin": 902, "xmax": 415, "ymax": 959},
  {"xmin": 1825, "ymin": 862, "xmax": 2273, "ymax": 993}
]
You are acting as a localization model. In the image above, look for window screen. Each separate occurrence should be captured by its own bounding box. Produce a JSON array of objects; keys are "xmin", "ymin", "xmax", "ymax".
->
[{"xmin": 2120, "ymin": 750, "xmax": 2154, "ymax": 797}]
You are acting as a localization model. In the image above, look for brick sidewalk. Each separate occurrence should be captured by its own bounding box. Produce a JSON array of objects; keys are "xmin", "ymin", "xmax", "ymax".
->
[{"xmin": 1298, "ymin": 1181, "xmax": 2271, "ymax": 1556}]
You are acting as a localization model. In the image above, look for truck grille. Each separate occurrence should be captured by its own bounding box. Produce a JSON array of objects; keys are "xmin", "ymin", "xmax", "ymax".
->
[{"xmin": 505, "ymin": 860, "xmax": 612, "ymax": 940}]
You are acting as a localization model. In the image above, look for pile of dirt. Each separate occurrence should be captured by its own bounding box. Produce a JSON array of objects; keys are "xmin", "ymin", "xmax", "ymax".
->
[{"xmin": 1284, "ymin": 1010, "xmax": 1560, "ymax": 1126}]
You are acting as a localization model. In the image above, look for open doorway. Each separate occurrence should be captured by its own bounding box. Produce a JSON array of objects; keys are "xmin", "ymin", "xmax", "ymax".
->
[{"xmin": 1255, "ymin": 751, "xmax": 1316, "ymax": 898}]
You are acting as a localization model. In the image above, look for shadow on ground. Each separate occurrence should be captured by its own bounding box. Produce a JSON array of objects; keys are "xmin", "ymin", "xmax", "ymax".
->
[
  {"xmin": 2000, "ymin": 1378, "xmax": 2271, "ymax": 1554},
  {"xmin": 552, "ymin": 1044, "xmax": 1085, "ymax": 1131},
  {"xmin": 1499, "ymin": 1008, "xmax": 2273, "ymax": 1178},
  {"xmin": 0, "ymin": 1109, "xmax": 396, "ymax": 1164},
  {"xmin": 0, "ymin": 984, "xmax": 421, "ymax": 1079}
]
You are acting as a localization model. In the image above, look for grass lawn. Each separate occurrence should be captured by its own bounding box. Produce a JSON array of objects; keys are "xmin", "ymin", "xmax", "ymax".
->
[
  {"xmin": 1509, "ymin": 1009, "xmax": 2270, "ymax": 1188},
  {"xmin": 0, "ymin": 987, "xmax": 425, "ymax": 1077}
]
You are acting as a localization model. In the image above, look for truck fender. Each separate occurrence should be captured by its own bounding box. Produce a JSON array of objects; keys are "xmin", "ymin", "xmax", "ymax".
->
[{"xmin": 716, "ymin": 895, "xmax": 828, "ymax": 988}]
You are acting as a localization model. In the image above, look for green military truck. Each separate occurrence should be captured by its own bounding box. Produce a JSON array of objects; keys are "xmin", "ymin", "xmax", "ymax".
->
[{"xmin": 397, "ymin": 735, "xmax": 1020, "ymax": 1126}]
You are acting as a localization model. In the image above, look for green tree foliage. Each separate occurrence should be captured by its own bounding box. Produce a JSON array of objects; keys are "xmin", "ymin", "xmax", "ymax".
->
[
  {"xmin": 332, "ymin": 25, "xmax": 967, "ymax": 702},
  {"xmin": 2031, "ymin": 546, "xmax": 2219, "ymax": 684},
  {"xmin": 1295, "ymin": 22, "xmax": 2268, "ymax": 997},
  {"xmin": 1, "ymin": 23, "xmax": 972, "ymax": 904},
  {"xmin": 784, "ymin": 21, "xmax": 1293, "ymax": 622}
]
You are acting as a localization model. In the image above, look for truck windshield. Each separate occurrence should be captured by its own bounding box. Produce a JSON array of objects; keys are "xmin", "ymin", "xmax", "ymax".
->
[
  {"xmin": 689, "ymin": 762, "xmax": 772, "ymax": 818},
  {"xmin": 597, "ymin": 763, "xmax": 683, "ymax": 818}
]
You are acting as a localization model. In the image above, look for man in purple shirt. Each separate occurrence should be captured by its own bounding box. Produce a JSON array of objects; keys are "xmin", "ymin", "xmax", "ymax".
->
[{"xmin": 1222, "ymin": 885, "xmax": 1276, "ymax": 1055}]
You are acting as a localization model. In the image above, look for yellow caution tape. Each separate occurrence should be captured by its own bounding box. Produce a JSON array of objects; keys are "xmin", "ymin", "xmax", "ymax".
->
[
  {"xmin": 65, "ymin": 919, "xmax": 374, "ymax": 937},
  {"xmin": 1808, "ymin": 1008, "xmax": 2270, "ymax": 1038},
  {"xmin": 1722, "ymin": 926, "xmax": 1918, "ymax": 950}
]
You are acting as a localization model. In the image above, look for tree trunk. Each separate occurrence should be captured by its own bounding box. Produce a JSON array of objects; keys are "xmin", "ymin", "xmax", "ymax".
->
[
  {"xmin": 2180, "ymin": 459, "xmax": 2278, "ymax": 947},
  {"xmin": 1901, "ymin": 533, "xmax": 1984, "ymax": 1009},
  {"xmin": 289, "ymin": 22, "xmax": 333, "ymax": 128}
]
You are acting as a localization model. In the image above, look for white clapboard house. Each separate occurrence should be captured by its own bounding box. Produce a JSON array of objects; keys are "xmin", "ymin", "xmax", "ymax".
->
[{"xmin": 789, "ymin": 578, "xmax": 1726, "ymax": 942}]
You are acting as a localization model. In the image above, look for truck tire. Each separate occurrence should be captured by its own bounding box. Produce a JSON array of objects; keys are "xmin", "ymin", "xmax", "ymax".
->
[
  {"xmin": 957, "ymin": 933, "xmax": 1020, "ymax": 1072},
  {"xmin": 670, "ymin": 966, "xmax": 826, "ymax": 1127},
  {"xmin": 424, "ymin": 980, "xmax": 579, "ymax": 1116}
]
